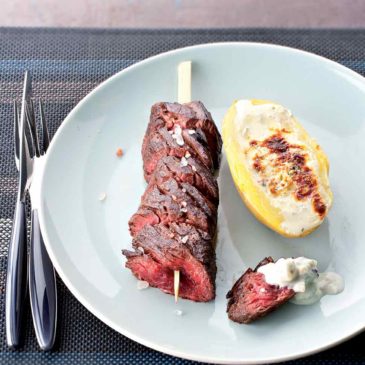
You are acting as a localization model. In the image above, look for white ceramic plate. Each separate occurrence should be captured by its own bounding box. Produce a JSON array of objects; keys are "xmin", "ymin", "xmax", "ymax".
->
[{"xmin": 39, "ymin": 43, "xmax": 365, "ymax": 364}]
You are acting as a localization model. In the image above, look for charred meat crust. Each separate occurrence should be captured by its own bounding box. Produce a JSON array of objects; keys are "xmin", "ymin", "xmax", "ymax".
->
[
  {"xmin": 143, "ymin": 101, "xmax": 222, "ymax": 176},
  {"xmin": 149, "ymin": 156, "xmax": 219, "ymax": 205},
  {"xmin": 122, "ymin": 223, "xmax": 216, "ymax": 302},
  {"xmin": 129, "ymin": 176, "xmax": 217, "ymax": 237},
  {"xmin": 142, "ymin": 126, "xmax": 214, "ymax": 181}
]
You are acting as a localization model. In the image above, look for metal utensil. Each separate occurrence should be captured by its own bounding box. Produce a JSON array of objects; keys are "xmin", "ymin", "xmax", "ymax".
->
[
  {"xmin": 6, "ymin": 71, "xmax": 32, "ymax": 348},
  {"xmin": 25, "ymin": 99, "xmax": 57, "ymax": 351},
  {"xmin": 7, "ymin": 72, "xmax": 57, "ymax": 350}
]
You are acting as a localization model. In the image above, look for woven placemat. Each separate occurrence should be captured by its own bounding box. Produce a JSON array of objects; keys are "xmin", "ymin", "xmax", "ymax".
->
[{"xmin": 0, "ymin": 28, "xmax": 364, "ymax": 365}]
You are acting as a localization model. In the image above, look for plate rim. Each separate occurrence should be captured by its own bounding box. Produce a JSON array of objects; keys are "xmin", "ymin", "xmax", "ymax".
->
[{"xmin": 39, "ymin": 41, "xmax": 365, "ymax": 364}]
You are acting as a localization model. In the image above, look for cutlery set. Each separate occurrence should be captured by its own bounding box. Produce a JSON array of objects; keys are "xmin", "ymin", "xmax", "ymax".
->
[{"xmin": 5, "ymin": 71, "xmax": 57, "ymax": 350}]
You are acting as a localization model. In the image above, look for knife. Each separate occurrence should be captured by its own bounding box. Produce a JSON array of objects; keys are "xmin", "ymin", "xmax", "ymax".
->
[{"xmin": 6, "ymin": 71, "xmax": 32, "ymax": 348}]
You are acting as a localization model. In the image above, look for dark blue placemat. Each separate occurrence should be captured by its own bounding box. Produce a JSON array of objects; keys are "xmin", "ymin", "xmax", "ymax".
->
[{"xmin": 0, "ymin": 28, "xmax": 364, "ymax": 365}]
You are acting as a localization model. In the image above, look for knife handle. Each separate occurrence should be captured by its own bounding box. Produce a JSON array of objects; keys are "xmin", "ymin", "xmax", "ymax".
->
[
  {"xmin": 29, "ymin": 209, "xmax": 57, "ymax": 351},
  {"xmin": 6, "ymin": 200, "xmax": 28, "ymax": 348}
]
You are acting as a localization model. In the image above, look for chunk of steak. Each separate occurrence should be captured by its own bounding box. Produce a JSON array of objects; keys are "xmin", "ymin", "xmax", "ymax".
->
[
  {"xmin": 149, "ymin": 156, "xmax": 219, "ymax": 205},
  {"xmin": 129, "ymin": 178, "xmax": 217, "ymax": 237},
  {"xmin": 122, "ymin": 223, "xmax": 216, "ymax": 302},
  {"xmin": 142, "ymin": 101, "xmax": 222, "ymax": 179},
  {"xmin": 142, "ymin": 126, "xmax": 213, "ymax": 181},
  {"xmin": 181, "ymin": 128, "xmax": 214, "ymax": 172},
  {"xmin": 226, "ymin": 257, "xmax": 296, "ymax": 324},
  {"xmin": 185, "ymin": 101, "xmax": 222, "ymax": 168}
]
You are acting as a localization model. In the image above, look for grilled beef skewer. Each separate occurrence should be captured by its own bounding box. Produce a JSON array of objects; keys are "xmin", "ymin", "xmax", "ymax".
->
[{"xmin": 123, "ymin": 101, "xmax": 221, "ymax": 302}]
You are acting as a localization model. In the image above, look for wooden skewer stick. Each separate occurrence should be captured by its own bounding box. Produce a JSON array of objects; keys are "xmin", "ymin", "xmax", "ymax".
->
[
  {"xmin": 174, "ymin": 270, "xmax": 180, "ymax": 303},
  {"xmin": 174, "ymin": 60, "xmax": 192, "ymax": 303},
  {"xmin": 178, "ymin": 61, "xmax": 192, "ymax": 104}
]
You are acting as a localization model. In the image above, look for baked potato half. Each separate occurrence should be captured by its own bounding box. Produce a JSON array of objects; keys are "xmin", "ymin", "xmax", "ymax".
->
[{"xmin": 222, "ymin": 99, "xmax": 332, "ymax": 238}]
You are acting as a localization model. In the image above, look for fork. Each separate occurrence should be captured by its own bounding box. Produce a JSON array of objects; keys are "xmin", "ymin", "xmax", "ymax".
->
[
  {"xmin": 24, "ymin": 100, "xmax": 57, "ymax": 350},
  {"xmin": 6, "ymin": 102, "xmax": 28, "ymax": 349},
  {"xmin": 11, "ymin": 96, "xmax": 57, "ymax": 350}
]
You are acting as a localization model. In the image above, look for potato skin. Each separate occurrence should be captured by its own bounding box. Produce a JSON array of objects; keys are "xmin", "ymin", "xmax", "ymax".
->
[{"xmin": 222, "ymin": 100, "xmax": 332, "ymax": 238}]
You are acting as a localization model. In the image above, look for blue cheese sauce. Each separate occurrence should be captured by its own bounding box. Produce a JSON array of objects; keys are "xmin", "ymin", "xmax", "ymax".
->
[{"xmin": 257, "ymin": 257, "xmax": 344, "ymax": 305}]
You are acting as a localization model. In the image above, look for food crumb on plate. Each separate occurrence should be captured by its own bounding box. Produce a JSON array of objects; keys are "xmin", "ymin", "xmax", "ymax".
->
[
  {"xmin": 98, "ymin": 192, "xmax": 107, "ymax": 201},
  {"xmin": 137, "ymin": 280, "xmax": 149, "ymax": 290},
  {"xmin": 174, "ymin": 309, "xmax": 184, "ymax": 316},
  {"xmin": 116, "ymin": 147, "xmax": 123, "ymax": 157}
]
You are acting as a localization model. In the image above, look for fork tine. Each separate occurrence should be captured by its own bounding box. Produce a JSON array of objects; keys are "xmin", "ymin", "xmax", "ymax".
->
[
  {"xmin": 39, "ymin": 100, "xmax": 50, "ymax": 153},
  {"xmin": 25, "ymin": 102, "xmax": 35, "ymax": 157},
  {"xmin": 13, "ymin": 101, "xmax": 20, "ymax": 167},
  {"xmin": 30, "ymin": 100, "xmax": 40, "ymax": 156},
  {"xmin": 31, "ymin": 99, "xmax": 42, "ymax": 156},
  {"xmin": 25, "ymin": 100, "xmax": 40, "ymax": 157}
]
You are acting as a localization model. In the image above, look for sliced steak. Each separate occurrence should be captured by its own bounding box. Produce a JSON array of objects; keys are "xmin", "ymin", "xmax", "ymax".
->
[
  {"xmin": 163, "ymin": 101, "xmax": 222, "ymax": 166},
  {"xmin": 124, "ymin": 100, "xmax": 221, "ymax": 302},
  {"xmin": 122, "ymin": 223, "xmax": 216, "ymax": 302},
  {"xmin": 149, "ymin": 156, "xmax": 219, "ymax": 205},
  {"xmin": 143, "ymin": 101, "xmax": 222, "ymax": 175},
  {"xmin": 142, "ymin": 126, "xmax": 213, "ymax": 181},
  {"xmin": 181, "ymin": 128, "xmax": 214, "ymax": 172},
  {"xmin": 144, "ymin": 177, "xmax": 217, "ymax": 218},
  {"xmin": 185, "ymin": 101, "xmax": 222, "ymax": 167},
  {"xmin": 129, "ymin": 178, "xmax": 217, "ymax": 237},
  {"xmin": 127, "ymin": 208, "xmax": 159, "ymax": 236},
  {"xmin": 226, "ymin": 257, "xmax": 295, "ymax": 324}
]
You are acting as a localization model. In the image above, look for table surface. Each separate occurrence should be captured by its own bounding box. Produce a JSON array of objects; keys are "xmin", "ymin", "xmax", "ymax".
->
[
  {"xmin": 0, "ymin": 27, "xmax": 365, "ymax": 365},
  {"xmin": 1, "ymin": 0, "xmax": 365, "ymax": 28}
]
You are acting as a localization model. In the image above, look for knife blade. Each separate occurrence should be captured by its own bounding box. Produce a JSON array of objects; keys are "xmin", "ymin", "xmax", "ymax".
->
[{"xmin": 18, "ymin": 71, "xmax": 33, "ymax": 202}]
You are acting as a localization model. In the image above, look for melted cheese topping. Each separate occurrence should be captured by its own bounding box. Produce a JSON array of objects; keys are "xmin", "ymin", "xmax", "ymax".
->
[{"xmin": 234, "ymin": 100, "xmax": 331, "ymax": 236}]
